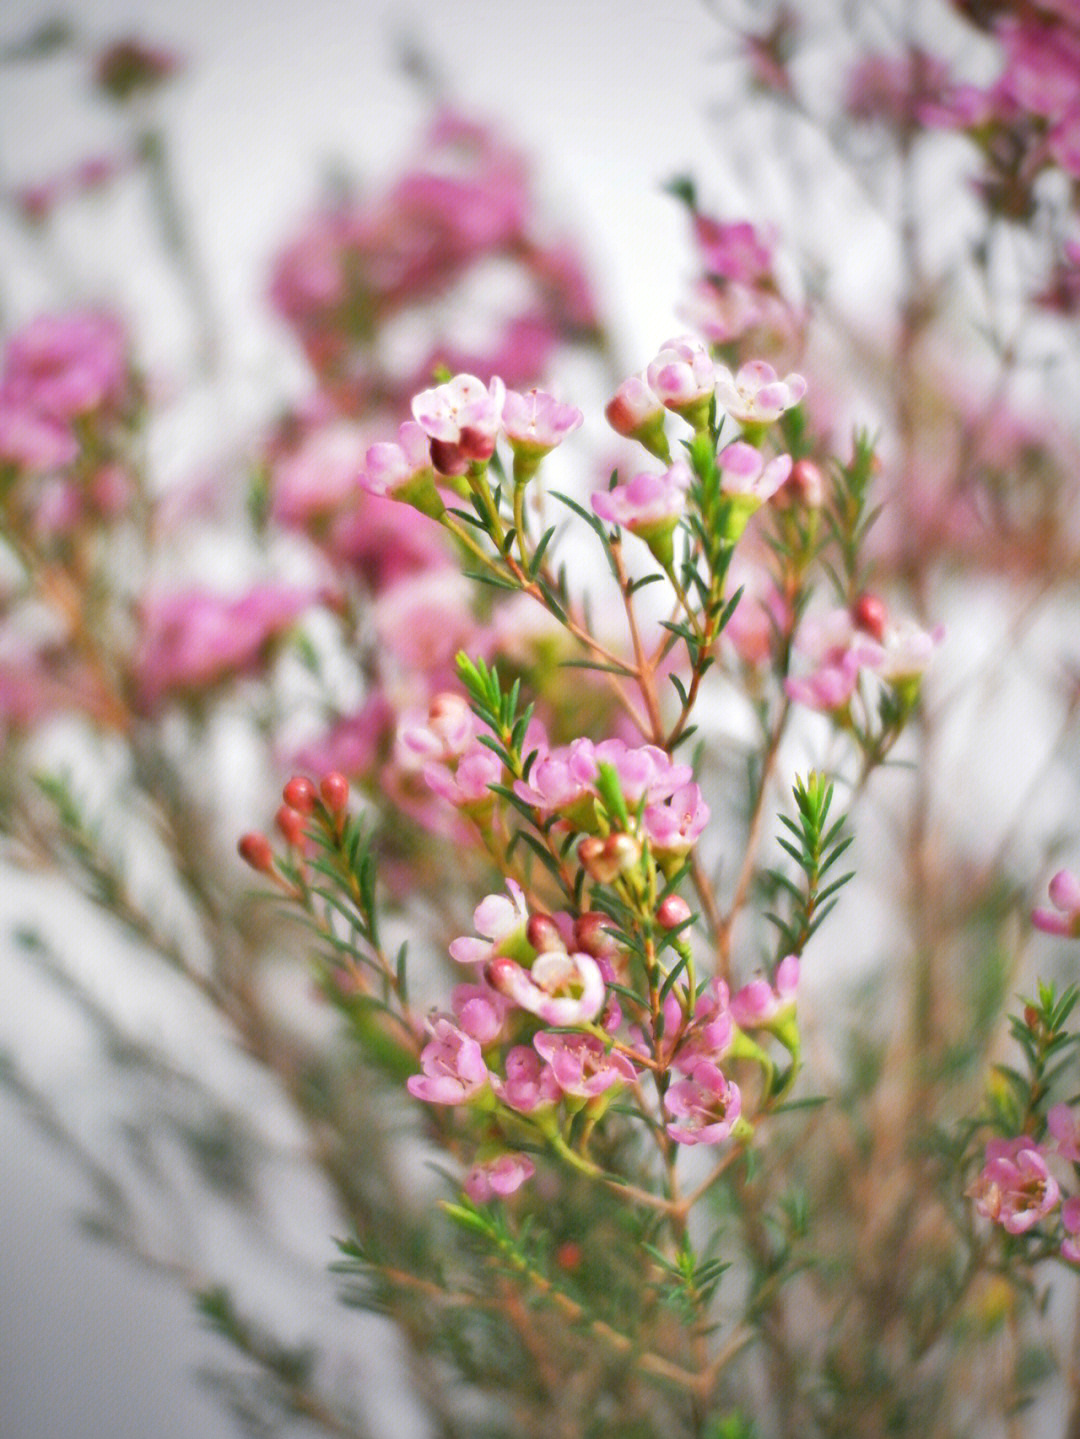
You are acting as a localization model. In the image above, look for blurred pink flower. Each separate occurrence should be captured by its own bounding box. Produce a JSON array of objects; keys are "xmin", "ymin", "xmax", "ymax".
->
[{"xmin": 464, "ymin": 1152, "xmax": 535, "ymax": 1203}]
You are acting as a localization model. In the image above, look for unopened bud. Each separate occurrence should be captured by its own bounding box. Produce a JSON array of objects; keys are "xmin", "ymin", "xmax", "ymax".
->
[
  {"xmin": 429, "ymin": 691, "xmax": 471, "ymax": 724},
  {"xmin": 656, "ymin": 894, "xmax": 693, "ymax": 930},
  {"xmin": 275, "ymin": 804, "xmax": 307, "ymax": 848},
  {"xmin": 237, "ymin": 832, "xmax": 274, "ymax": 873},
  {"xmin": 852, "ymin": 592, "xmax": 888, "ymax": 642},
  {"xmin": 527, "ymin": 913, "xmax": 566, "ymax": 954},
  {"xmin": 575, "ymin": 911, "xmax": 619, "ymax": 957},
  {"xmin": 320, "ymin": 771, "xmax": 349, "ymax": 813},
  {"xmin": 1024, "ymin": 1005, "xmax": 1041, "ymax": 1032},
  {"xmin": 788, "ymin": 458, "xmax": 825, "ymax": 507},
  {"xmin": 282, "ymin": 774, "xmax": 317, "ymax": 813},
  {"xmin": 486, "ymin": 955, "xmax": 518, "ymax": 996}
]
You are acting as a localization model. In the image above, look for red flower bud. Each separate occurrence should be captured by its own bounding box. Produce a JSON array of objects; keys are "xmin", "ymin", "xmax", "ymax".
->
[
  {"xmin": 656, "ymin": 894, "xmax": 692, "ymax": 930},
  {"xmin": 282, "ymin": 775, "xmax": 317, "ymax": 813},
  {"xmin": 575, "ymin": 911, "xmax": 619, "ymax": 957},
  {"xmin": 237, "ymin": 832, "xmax": 274, "ymax": 873},
  {"xmin": 526, "ymin": 913, "xmax": 566, "ymax": 954},
  {"xmin": 275, "ymin": 804, "xmax": 307, "ymax": 848},
  {"xmin": 320, "ymin": 771, "xmax": 350, "ymax": 813},
  {"xmin": 852, "ymin": 592, "xmax": 888, "ymax": 642}
]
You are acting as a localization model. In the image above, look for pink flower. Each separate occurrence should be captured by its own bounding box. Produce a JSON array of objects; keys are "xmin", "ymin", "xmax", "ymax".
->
[
  {"xmin": 1048, "ymin": 1103, "xmax": 1080, "ymax": 1163},
  {"xmin": 502, "ymin": 387, "xmax": 582, "ymax": 462},
  {"xmin": 411, "ymin": 373, "xmax": 505, "ymax": 474},
  {"xmin": 664, "ymin": 1061, "xmax": 742, "ymax": 1145},
  {"xmin": 451, "ymin": 982, "xmax": 510, "ymax": 1046},
  {"xmin": 0, "ymin": 400, "xmax": 78, "ymax": 473},
  {"xmin": 272, "ymin": 419, "xmax": 368, "ymax": 524},
  {"xmin": 449, "ymin": 880, "xmax": 530, "ymax": 966},
  {"xmin": 134, "ymin": 585, "xmax": 322, "ymax": 712},
  {"xmin": 513, "ymin": 744, "xmax": 595, "ymax": 815},
  {"xmin": 1032, "ymin": 869, "xmax": 1080, "ymax": 938},
  {"xmin": 464, "ymin": 1152, "xmax": 535, "ymax": 1203},
  {"xmin": 591, "ymin": 462, "xmax": 692, "ymax": 565},
  {"xmin": 692, "ymin": 216, "xmax": 776, "ymax": 285},
  {"xmin": 645, "ymin": 335, "xmax": 716, "ymax": 425},
  {"xmin": 491, "ymin": 1045, "xmax": 560, "ymax": 1113},
  {"xmin": 586, "ymin": 738, "xmax": 693, "ymax": 806},
  {"xmin": 488, "ymin": 950, "xmax": 606, "ymax": 1027},
  {"xmin": 3, "ymin": 311, "xmax": 130, "ymax": 423},
  {"xmin": 532, "ymin": 1031, "xmax": 637, "ymax": 1098},
  {"xmin": 731, "ymin": 954, "xmax": 799, "ymax": 1029},
  {"xmin": 971, "ymin": 1136, "xmax": 1060, "ymax": 1235},
  {"xmin": 398, "ymin": 692, "xmax": 476, "ymax": 766},
  {"xmin": 643, "ymin": 782, "xmax": 710, "ymax": 856},
  {"xmin": 715, "ymin": 360, "xmax": 806, "ymax": 426},
  {"xmin": 718, "ymin": 440, "xmax": 793, "ymax": 505},
  {"xmin": 360, "ymin": 420, "xmax": 443, "ymax": 517},
  {"xmin": 406, "ymin": 1017, "xmax": 490, "ymax": 1105},
  {"xmin": 672, "ymin": 979, "xmax": 734, "ymax": 1075}
]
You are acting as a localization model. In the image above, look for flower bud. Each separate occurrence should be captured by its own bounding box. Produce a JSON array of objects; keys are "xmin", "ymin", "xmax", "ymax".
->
[
  {"xmin": 237, "ymin": 831, "xmax": 275, "ymax": 873},
  {"xmin": 275, "ymin": 804, "xmax": 307, "ymax": 848},
  {"xmin": 575, "ymin": 911, "xmax": 619, "ymax": 957},
  {"xmin": 788, "ymin": 458, "xmax": 825, "ymax": 507},
  {"xmin": 852, "ymin": 592, "xmax": 888, "ymax": 642},
  {"xmin": 282, "ymin": 775, "xmax": 317, "ymax": 813},
  {"xmin": 320, "ymin": 771, "xmax": 350, "ymax": 813},
  {"xmin": 656, "ymin": 894, "xmax": 692, "ymax": 930},
  {"xmin": 527, "ymin": 913, "xmax": 567, "ymax": 954}
]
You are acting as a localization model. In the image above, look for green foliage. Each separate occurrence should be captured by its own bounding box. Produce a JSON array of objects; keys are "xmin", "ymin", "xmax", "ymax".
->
[{"xmin": 766, "ymin": 772, "xmax": 854, "ymax": 959}]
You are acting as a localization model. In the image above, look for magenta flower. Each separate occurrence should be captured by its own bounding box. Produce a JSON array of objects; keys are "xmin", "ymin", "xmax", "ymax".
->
[
  {"xmin": 643, "ymin": 782, "xmax": 710, "ymax": 857},
  {"xmin": 513, "ymin": 745, "xmax": 595, "ymax": 816},
  {"xmin": 3, "ymin": 310, "xmax": 131, "ymax": 423},
  {"xmin": 406, "ymin": 1017, "xmax": 489, "ymax": 1106},
  {"xmin": 464, "ymin": 1152, "xmax": 536, "ymax": 1203},
  {"xmin": 971, "ymin": 1136, "xmax": 1060, "ymax": 1235},
  {"xmin": 0, "ymin": 402, "xmax": 79, "ymax": 474},
  {"xmin": 422, "ymin": 743, "xmax": 502, "ymax": 810},
  {"xmin": 715, "ymin": 360, "xmax": 806, "ymax": 427},
  {"xmin": 488, "ymin": 950, "xmax": 606, "ymax": 1027},
  {"xmin": 591, "ymin": 462, "xmax": 692, "ymax": 566},
  {"xmin": 360, "ymin": 420, "xmax": 443, "ymax": 518},
  {"xmin": 664, "ymin": 1061, "xmax": 742, "ymax": 1145},
  {"xmin": 645, "ymin": 335, "xmax": 716, "ymax": 427},
  {"xmin": 1032, "ymin": 870, "xmax": 1080, "ymax": 938},
  {"xmin": 502, "ymin": 387, "xmax": 582, "ymax": 468},
  {"xmin": 692, "ymin": 216, "xmax": 776, "ymax": 285},
  {"xmin": 411, "ymin": 373, "xmax": 505, "ymax": 474},
  {"xmin": 532, "ymin": 1031, "xmax": 637, "ymax": 1099},
  {"xmin": 134, "ymin": 584, "xmax": 322, "ymax": 712}
]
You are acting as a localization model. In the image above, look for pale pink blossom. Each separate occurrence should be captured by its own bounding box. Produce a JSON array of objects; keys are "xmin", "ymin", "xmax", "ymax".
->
[
  {"xmin": 715, "ymin": 360, "xmax": 806, "ymax": 426},
  {"xmin": 448, "ymin": 879, "xmax": 530, "ymax": 966},
  {"xmin": 272, "ymin": 419, "xmax": 368, "ymax": 524},
  {"xmin": 718, "ymin": 440, "xmax": 792, "ymax": 504},
  {"xmin": 664, "ymin": 1061, "xmax": 742, "ymax": 1145},
  {"xmin": 591, "ymin": 462, "xmax": 692, "ymax": 549},
  {"xmin": 464, "ymin": 1152, "xmax": 535, "ymax": 1203},
  {"xmin": 411, "ymin": 373, "xmax": 505, "ymax": 474},
  {"xmin": 604, "ymin": 373, "xmax": 670, "ymax": 459},
  {"xmin": 971, "ymin": 1136, "xmax": 1060, "ymax": 1235},
  {"xmin": 423, "ymin": 743, "xmax": 503, "ymax": 809},
  {"xmin": 502, "ymin": 387, "xmax": 582, "ymax": 460},
  {"xmin": 406, "ymin": 1017, "xmax": 490, "ymax": 1105},
  {"xmin": 0, "ymin": 401, "xmax": 79, "ymax": 472},
  {"xmin": 3, "ymin": 311, "xmax": 130, "ymax": 422},
  {"xmin": 1048, "ymin": 1103, "xmax": 1080, "ymax": 1163},
  {"xmin": 488, "ymin": 950, "xmax": 606, "ymax": 1027},
  {"xmin": 585, "ymin": 738, "xmax": 693, "ymax": 806},
  {"xmin": 672, "ymin": 979, "xmax": 734, "ymax": 1075},
  {"xmin": 398, "ymin": 692, "xmax": 476, "ymax": 766},
  {"xmin": 645, "ymin": 335, "xmax": 716, "ymax": 424},
  {"xmin": 692, "ymin": 217, "xmax": 776, "ymax": 284},
  {"xmin": 1033, "ymin": 869, "xmax": 1080, "ymax": 938},
  {"xmin": 532, "ymin": 1031, "xmax": 637, "ymax": 1098},
  {"xmin": 360, "ymin": 420, "xmax": 441, "ymax": 514}
]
